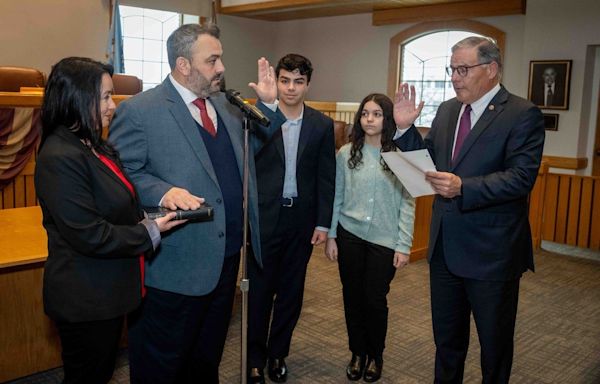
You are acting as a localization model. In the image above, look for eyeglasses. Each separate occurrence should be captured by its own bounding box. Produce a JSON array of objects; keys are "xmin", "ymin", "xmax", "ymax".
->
[{"xmin": 446, "ymin": 62, "xmax": 491, "ymax": 77}]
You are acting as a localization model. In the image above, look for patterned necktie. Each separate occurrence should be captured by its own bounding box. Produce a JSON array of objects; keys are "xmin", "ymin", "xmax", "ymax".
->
[
  {"xmin": 546, "ymin": 85, "xmax": 553, "ymax": 105},
  {"xmin": 453, "ymin": 104, "xmax": 471, "ymax": 162},
  {"xmin": 192, "ymin": 98, "xmax": 216, "ymax": 137}
]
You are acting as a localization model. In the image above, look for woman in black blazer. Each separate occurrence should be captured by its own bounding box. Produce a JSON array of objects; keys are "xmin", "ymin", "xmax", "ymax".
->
[{"xmin": 34, "ymin": 57, "xmax": 184, "ymax": 384}]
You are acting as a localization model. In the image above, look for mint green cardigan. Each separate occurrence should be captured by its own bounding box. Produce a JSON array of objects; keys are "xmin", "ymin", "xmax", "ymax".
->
[{"xmin": 328, "ymin": 143, "xmax": 415, "ymax": 254}]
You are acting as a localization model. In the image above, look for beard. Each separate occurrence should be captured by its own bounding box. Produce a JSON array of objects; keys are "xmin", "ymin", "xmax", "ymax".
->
[{"xmin": 188, "ymin": 68, "xmax": 223, "ymax": 98}]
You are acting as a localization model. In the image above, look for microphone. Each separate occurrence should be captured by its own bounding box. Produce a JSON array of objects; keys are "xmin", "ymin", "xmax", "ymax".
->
[{"xmin": 225, "ymin": 89, "xmax": 270, "ymax": 127}]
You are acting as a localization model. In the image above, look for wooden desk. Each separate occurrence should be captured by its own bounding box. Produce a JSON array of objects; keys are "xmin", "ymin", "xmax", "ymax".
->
[
  {"xmin": 0, "ymin": 206, "xmax": 61, "ymax": 382},
  {"xmin": 0, "ymin": 206, "xmax": 47, "ymax": 268}
]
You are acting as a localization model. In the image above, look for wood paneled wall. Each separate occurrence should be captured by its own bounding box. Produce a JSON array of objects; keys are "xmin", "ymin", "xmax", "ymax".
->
[
  {"xmin": 0, "ymin": 264, "xmax": 62, "ymax": 381},
  {"xmin": 0, "ymin": 156, "xmax": 37, "ymax": 209},
  {"xmin": 542, "ymin": 173, "xmax": 600, "ymax": 250}
]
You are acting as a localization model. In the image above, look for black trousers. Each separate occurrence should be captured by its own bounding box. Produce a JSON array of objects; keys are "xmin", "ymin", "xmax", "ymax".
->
[
  {"xmin": 55, "ymin": 316, "xmax": 124, "ymax": 384},
  {"xmin": 128, "ymin": 253, "xmax": 240, "ymax": 384},
  {"xmin": 430, "ymin": 236, "xmax": 520, "ymax": 384},
  {"xmin": 247, "ymin": 204, "xmax": 314, "ymax": 368},
  {"xmin": 336, "ymin": 225, "xmax": 397, "ymax": 358}
]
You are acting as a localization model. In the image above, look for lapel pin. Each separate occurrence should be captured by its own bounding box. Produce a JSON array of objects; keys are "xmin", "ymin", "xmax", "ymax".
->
[{"xmin": 488, "ymin": 105, "xmax": 495, "ymax": 111}]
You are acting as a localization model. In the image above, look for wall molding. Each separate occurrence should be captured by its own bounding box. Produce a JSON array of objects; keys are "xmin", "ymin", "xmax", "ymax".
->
[
  {"xmin": 373, "ymin": 0, "xmax": 526, "ymax": 25},
  {"xmin": 543, "ymin": 155, "xmax": 588, "ymax": 170}
]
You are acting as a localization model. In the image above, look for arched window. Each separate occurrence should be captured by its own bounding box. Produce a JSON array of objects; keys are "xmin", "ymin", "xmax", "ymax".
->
[{"xmin": 388, "ymin": 20, "xmax": 505, "ymax": 127}]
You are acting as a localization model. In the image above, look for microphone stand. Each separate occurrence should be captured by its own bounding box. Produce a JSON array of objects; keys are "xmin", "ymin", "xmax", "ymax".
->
[{"xmin": 240, "ymin": 114, "xmax": 250, "ymax": 384}]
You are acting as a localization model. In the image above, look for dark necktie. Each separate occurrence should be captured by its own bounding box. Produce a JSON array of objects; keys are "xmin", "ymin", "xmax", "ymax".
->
[
  {"xmin": 453, "ymin": 104, "xmax": 471, "ymax": 162},
  {"xmin": 546, "ymin": 85, "xmax": 553, "ymax": 105},
  {"xmin": 192, "ymin": 98, "xmax": 216, "ymax": 137}
]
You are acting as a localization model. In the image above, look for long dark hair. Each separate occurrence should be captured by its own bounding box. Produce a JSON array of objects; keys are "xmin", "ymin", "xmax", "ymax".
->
[
  {"xmin": 348, "ymin": 93, "xmax": 397, "ymax": 170},
  {"xmin": 40, "ymin": 57, "xmax": 116, "ymax": 157}
]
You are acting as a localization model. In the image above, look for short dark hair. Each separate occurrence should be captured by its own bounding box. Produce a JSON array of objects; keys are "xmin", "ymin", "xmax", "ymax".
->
[
  {"xmin": 348, "ymin": 93, "xmax": 397, "ymax": 171},
  {"xmin": 275, "ymin": 54, "xmax": 313, "ymax": 83},
  {"xmin": 41, "ymin": 57, "xmax": 114, "ymax": 155},
  {"xmin": 167, "ymin": 23, "xmax": 220, "ymax": 70}
]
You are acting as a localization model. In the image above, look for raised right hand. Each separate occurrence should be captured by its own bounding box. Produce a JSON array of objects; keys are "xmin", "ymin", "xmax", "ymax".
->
[
  {"xmin": 393, "ymin": 83, "xmax": 424, "ymax": 129},
  {"xmin": 248, "ymin": 57, "xmax": 277, "ymax": 104},
  {"xmin": 161, "ymin": 187, "xmax": 204, "ymax": 210}
]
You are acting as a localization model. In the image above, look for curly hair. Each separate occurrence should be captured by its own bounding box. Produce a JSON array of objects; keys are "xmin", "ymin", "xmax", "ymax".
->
[{"xmin": 348, "ymin": 93, "xmax": 397, "ymax": 171}]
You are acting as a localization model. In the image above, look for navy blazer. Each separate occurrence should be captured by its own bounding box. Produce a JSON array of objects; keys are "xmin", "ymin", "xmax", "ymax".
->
[
  {"xmin": 35, "ymin": 126, "xmax": 152, "ymax": 322},
  {"xmin": 425, "ymin": 86, "xmax": 545, "ymax": 281},
  {"xmin": 254, "ymin": 103, "xmax": 336, "ymax": 239},
  {"xmin": 109, "ymin": 77, "xmax": 272, "ymax": 296}
]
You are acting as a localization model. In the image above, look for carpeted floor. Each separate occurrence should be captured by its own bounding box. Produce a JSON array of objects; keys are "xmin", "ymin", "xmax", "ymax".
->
[{"xmin": 9, "ymin": 248, "xmax": 600, "ymax": 383}]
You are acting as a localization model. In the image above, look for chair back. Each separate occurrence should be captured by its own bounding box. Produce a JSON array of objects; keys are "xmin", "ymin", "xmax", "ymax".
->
[
  {"xmin": 334, "ymin": 120, "xmax": 352, "ymax": 150},
  {"xmin": 0, "ymin": 66, "xmax": 45, "ymax": 92},
  {"xmin": 112, "ymin": 73, "xmax": 143, "ymax": 95}
]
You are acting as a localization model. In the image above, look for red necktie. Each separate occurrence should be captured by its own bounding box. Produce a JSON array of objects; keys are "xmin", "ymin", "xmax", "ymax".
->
[
  {"xmin": 453, "ymin": 104, "xmax": 471, "ymax": 162},
  {"xmin": 192, "ymin": 98, "xmax": 216, "ymax": 137}
]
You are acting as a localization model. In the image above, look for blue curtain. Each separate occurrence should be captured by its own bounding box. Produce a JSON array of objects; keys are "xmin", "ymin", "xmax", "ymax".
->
[{"xmin": 106, "ymin": 0, "xmax": 124, "ymax": 73}]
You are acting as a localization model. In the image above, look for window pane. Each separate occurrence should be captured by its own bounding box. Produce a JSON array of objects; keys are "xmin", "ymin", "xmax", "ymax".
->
[
  {"xmin": 143, "ymin": 16, "xmax": 162, "ymax": 40},
  {"xmin": 162, "ymin": 63, "xmax": 171, "ymax": 79},
  {"xmin": 163, "ymin": 16, "xmax": 180, "ymax": 40},
  {"xmin": 123, "ymin": 37, "xmax": 143, "ymax": 61},
  {"xmin": 400, "ymin": 30, "xmax": 485, "ymax": 127},
  {"xmin": 119, "ymin": 5, "xmax": 197, "ymax": 90},
  {"xmin": 143, "ymin": 62, "xmax": 163, "ymax": 84},
  {"xmin": 183, "ymin": 14, "xmax": 199, "ymax": 24},
  {"xmin": 120, "ymin": 5, "xmax": 142, "ymax": 17},
  {"xmin": 122, "ymin": 16, "xmax": 144, "ymax": 38},
  {"xmin": 124, "ymin": 61, "xmax": 143, "ymax": 79},
  {"xmin": 143, "ymin": 39, "xmax": 163, "ymax": 62}
]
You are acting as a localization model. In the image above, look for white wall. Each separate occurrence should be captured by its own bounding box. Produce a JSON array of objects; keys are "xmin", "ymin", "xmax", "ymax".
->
[
  {"xmin": 0, "ymin": 0, "xmax": 111, "ymax": 75},
  {"xmin": 581, "ymin": 46, "xmax": 600, "ymax": 175},
  {"xmin": 247, "ymin": 0, "xmax": 599, "ymax": 174},
  {"xmin": 1, "ymin": 0, "xmax": 599, "ymax": 173},
  {"xmin": 218, "ymin": 15, "xmax": 276, "ymax": 99},
  {"xmin": 522, "ymin": 0, "xmax": 600, "ymax": 173}
]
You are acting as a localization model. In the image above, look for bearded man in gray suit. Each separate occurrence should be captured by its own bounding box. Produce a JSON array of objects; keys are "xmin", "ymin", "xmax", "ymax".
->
[{"xmin": 109, "ymin": 23, "xmax": 280, "ymax": 384}]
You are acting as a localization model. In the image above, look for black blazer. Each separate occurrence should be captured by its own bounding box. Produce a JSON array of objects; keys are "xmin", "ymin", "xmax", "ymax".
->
[
  {"xmin": 254, "ymin": 103, "xmax": 336, "ymax": 239},
  {"xmin": 425, "ymin": 87, "xmax": 545, "ymax": 281},
  {"xmin": 393, "ymin": 125, "xmax": 426, "ymax": 151},
  {"xmin": 35, "ymin": 126, "xmax": 153, "ymax": 323}
]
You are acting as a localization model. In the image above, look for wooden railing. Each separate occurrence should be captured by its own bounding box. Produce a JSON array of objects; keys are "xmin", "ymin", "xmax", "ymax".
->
[
  {"xmin": 0, "ymin": 93, "xmax": 128, "ymax": 209},
  {"xmin": 541, "ymin": 172, "xmax": 600, "ymax": 250},
  {"xmin": 0, "ymin": 156, "xmax": 37, "ymax": 209},
  {"xmin": 1, "ymin": 93, "xmax": 595, "ymax": 252}
]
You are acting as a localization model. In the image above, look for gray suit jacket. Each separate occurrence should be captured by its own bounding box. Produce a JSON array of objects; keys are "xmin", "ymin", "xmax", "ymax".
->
[{"xmin": 109, "ymin": 77, "xmax": 265, "ymax": 296}]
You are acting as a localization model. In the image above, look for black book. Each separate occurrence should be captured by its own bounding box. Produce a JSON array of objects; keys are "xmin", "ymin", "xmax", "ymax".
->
[{"xmin": 144, "ymin": 204, "xmax": 214, "ymax": 222}]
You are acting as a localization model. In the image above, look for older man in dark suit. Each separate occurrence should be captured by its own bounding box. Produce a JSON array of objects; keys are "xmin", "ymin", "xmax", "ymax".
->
[
  {"xmin": 109, "ymin": 23, "xmax": 278, "ymax": 383},
  {"xmin": 396, "ymin": 36, "xmax": 545, "ymax": 383}
]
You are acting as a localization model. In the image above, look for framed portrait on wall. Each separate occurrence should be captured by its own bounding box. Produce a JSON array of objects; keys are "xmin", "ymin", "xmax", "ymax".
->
[
  {"xmin": 542, "ymin": 113, "xmax": 559, "ymax": 131},
  {"xmin": 528, "ymin": 60, "xmax": 571, "ymax": 110}
]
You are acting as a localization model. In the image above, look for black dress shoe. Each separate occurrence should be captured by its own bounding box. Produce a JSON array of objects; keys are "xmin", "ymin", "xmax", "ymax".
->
[
  {"xmin": 363, "ymin": 356, "xmax": 383, "ymax": 383},
  {"xmin": 248, "ymin": 367, "xmax": 265, "ymax": 384},
  {"xmin": 346, "ymin": 354, "xmax": 366, "ymax": 381},
  {"xmin": 267, "ymin": 357, "xmax": 288, "ymax": 383}
]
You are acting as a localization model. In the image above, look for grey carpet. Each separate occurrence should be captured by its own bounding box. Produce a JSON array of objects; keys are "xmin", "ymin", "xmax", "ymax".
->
[{"xmin": 9, "ymin": 248, "xmax": 600, "ymax": 383}]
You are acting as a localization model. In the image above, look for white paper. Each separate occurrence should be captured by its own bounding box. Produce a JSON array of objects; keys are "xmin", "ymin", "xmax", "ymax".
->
[{"xmin": 382, "ymin": 150, "xmax": 436, "ymax": 197}]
